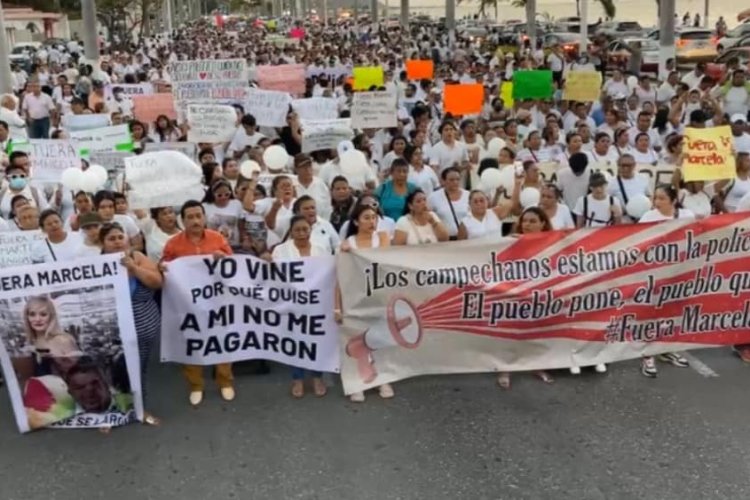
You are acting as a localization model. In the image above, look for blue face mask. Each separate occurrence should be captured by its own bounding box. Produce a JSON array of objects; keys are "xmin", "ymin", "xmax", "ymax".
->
[{"xmin": 9, "ymin": 177, "xmax": 27, "ymax": 190}]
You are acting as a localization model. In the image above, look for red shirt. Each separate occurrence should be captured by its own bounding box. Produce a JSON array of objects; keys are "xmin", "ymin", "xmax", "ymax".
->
[{"xmin": 161, "ymin": 229, "xmax": 232, "ymax": 262}]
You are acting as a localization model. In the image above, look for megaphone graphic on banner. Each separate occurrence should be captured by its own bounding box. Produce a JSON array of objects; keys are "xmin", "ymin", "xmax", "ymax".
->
[{"xmin": 346, "ymin": 295, "xmax": 423, "ymax": 383}]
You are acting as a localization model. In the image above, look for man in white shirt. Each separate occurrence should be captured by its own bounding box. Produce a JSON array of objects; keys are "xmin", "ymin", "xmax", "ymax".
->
[
  {"xmin": 227, "ymin": 114, "xmax": 265, "ymax": 160},
  {"xmin": 607, "ymin": 154, "xmax": 651, "ymax": 218},
  {"xmin": 731, "ymin": 114, "xmax": 750, "ymax": 154},
  {"xmin": 293, "ymin": 154, "xmax": 332, "ymax": 220},
  {"xmin": 681, "ymin": 63, "xmax": 706, "ymax": 89},
  {"xmin": 628, "ymin": 111, "xmax": 662, "ymax": 151},
  {"xmin": 0, "ymin": 94, "xmax": 27, "ymax": 140},
  {"xmin": 657, "ymin": 71, "xmax": 679, "ymax": 104},
  {"xmin": 21, "ymin": 81, "xmax": 56, "ymax": 139}
]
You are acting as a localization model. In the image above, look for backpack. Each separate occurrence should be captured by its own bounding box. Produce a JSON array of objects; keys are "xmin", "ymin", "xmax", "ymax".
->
[{"xmin": 582, "ymin": 194, "xmax": 615, "ymax": 227}]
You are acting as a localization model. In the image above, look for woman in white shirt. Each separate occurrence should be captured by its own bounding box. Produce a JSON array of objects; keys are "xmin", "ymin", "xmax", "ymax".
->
[
  {"xmin": 717, "ymin": 153, "xmax": 750, "ymax": 213},
  {"xmin": 679, "ymin": 181, "xmax": 712, "ymax": 219},
  {"xmin": 31, "ymin": 209, "xmax": 83, "ymax": 263},
  {"xmin": 638, "ymin": 184, "xmax": 693, "ymax": 377},
  {"xmin": 539, "ymin": 183, "xmax": 575, "ymax": 230},
  {"xmin": 610, "ymin": 127, "xmax": 634, "ymax": 159},
  {"xmin": 393, "ymin": 190, "xmax": 450, "ymax": 245},
  {"xmin": 427, "ymin": 167, "xmax": 470, "ymax": 239},
  {"xmin": 406, "ymin": 145, "xmax": 439, "ymax": 195},
  {"xmin": 271, "ymin": 214, "xmax": 328, "ymax": 399},
  {"xmin": 381, "ymin": 135, "xmax": 408, "ymax": 176},
  {"xmin": 631, "ymin": 132, "xmax": 659, "ymax": 165},
  {"xmin": 429, "ymin": 121, "xmax": 469, "ymax": 174},
  {"xmin": 457, "ymin": 190, "xmax": 512, "ymax": 240},
  {"xmin": 150, "ymin": 114, "xmax": 182, "ymax": 143},
  {"xmin": 203, "ymin": 179, "xmax": 244, "ymax": 248},
  {"xmin": 251, "ymin": 175, "xmax": 297, "ymax": 239},
  {"xmin": 339, "ymin": 203, "xmax": 394, "ymax": 403},
  {"xmin": 145, "ymin": 207, "xmax": 180, "ymax": 262},
  {"xmin": 587, "ymin": 132, "xmax": 619, "ymax": 168},
  {"xmin": 574, "ymin": 172, "xmax": 624, "ymax": 228},
  {"xmin": 289, "ymin": 195, "xmax": 340, "ymax": 254}
]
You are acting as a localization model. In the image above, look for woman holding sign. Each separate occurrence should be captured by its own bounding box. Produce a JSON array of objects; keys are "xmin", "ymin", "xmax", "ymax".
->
[
  {"xmin": 100, "ymin": 222, "xmax": 163, "ymax": 425},
  {"xmin": 272, "ymin": 215, "xmax": 328, "ymax": 398}
]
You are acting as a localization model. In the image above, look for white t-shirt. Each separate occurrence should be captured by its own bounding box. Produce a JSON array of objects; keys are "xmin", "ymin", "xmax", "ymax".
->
[
  {"xmin": 428, "ymin": 188, "xmax": 470, "ymax": 237},
  {"xmin": 31, "ymin": 232, "xmax": 84, "ymax": 263},
  {"xmin": 556, "ymin": 166, "xmax": 592, "ymax": 211},
  {"xmin": 461, "ymin": 210, "xmax": 502, "ymax": 239},
  {"xmin": 203, "ymin": 199, "xmax": 244, "ymax": 246},
  {"xmin": 227, "ymin": 128, "xmax": 265, "ymax": 157},
  {"xmin": 0, "ymin": 185, "xmax": 50, "ymax": 219},
  {"xmin": 272, "ymin": 240, "xmax": 327, "ymax": 259},
  {"xmin": 338, "ymin": 216, "xmax": 396, "ymax": 240},
  {"xmin": 548, "ymin": 203, "xmax": 575, "ymax": 230},
  {"xmin": 680, "ymin": 190, "xmax": 712, "ymax": 219},
  {"xmin": 252, "ymin": 198, "xmax": 296, "ymax": 239},
  {"xmin": 428, "ymin": 141, "xmax": 469, "ymax": 174},
  {"xmin": 573, "ymin": 194, "xmax": 623, "ymax": 227},
  {"xmin": 723, "ymin": 177, "xmax": 750, "ymax": 213},
  {"xmin": 395, "ymin": 213, "xmax": 441, "ymax": 245},
  {"xmin": 408, "ymin": 166, "xmax": 441, "ymax": 195},
  {"xmin": 145, "ymin": 225, "xmax": 177, "ymax": 261},
  {"xmin": 607, "ymin": 174, "xmax": 651, "ymax": 206},
  {"xmin": 638, "ymin": 208, "xmax": 695, "ymax": 223},
  {"xmin": 112, "ymin": 214, "xmax": 141, "ymax": 239}
]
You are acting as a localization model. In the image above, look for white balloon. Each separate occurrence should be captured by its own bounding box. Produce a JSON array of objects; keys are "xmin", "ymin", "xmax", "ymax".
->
[
  {"xmin": 86, "ymin": 164, "xmax": 109, "ymax": 188},
  {"xmin": 626, "ymin": 194, "xmax": 652, "ymax": 220},
  {"xmin": 263, "ymin": 145, "xmax": 289, "ymax": 171},
  {"xmin": 520, "ymin": 187, "xmax": 541, "ymax": 208},
  {"xmin": 486, "ymin": 137, "xmax": 506, "ymax": 159},
  {"xmin": 480, "ymin": 168, "xmax": 503, "ymax": 192},
  {"xmin": 240, "ymin": 160, "xmax": 261, "ymax": 179},
  {"xmin": 340, "ymin": 149, "xmax": 369, "ymax": 179},
  {"xmin": 498, "ymin": 166, "xmax": 516, "ymax": 193},
  {"xmin": 60, "ymin": 168, "xmax": 85, "ymax": 191},
  {"xmin": 78, "ymin": 171, "xmax": 102, "ymax": 193}
]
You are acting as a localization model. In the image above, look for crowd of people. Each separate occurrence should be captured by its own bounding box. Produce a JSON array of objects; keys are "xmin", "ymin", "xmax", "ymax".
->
[{"xmin": 1, "ymin": 14, "xmax": 750, "ymax": 427}]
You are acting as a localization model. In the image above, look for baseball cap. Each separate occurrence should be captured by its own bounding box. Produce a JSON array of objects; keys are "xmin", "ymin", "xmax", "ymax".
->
[{"xmin": 79, "ymin": 212, "xmax": 103, "ymax": 228}]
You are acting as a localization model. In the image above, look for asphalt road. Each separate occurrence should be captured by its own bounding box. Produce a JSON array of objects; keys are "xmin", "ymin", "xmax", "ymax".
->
[{"xmin": 1, "ymin": 347, "xmax": 750, "ymax": 500}]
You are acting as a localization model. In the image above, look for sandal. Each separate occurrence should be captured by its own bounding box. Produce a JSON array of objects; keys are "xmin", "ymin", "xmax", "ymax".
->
[
  {"xmin": 312, "ymin": 377, "xmax": 327, "ymax": 397},
  {"xmin": 535, "ymin": 371, "xmax": 554, "ymax": 384},
  {"xmin": 497, "ymin": 372, "xmax": 511, "ymax": 389},
  {"xmin": 291, "ymin": 380, "xmax": 305, "ymax": 398},
  {"xmin": 143, "ymin": 412, "xmax": 161, "ymax": 426}
]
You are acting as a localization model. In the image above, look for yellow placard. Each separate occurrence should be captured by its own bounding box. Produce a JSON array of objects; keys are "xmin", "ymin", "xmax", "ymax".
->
[
  {"xmin": 352, "ymin": 67, "xmax": 384, "ymax": 91},
  {"xmin": 562, "ymin": 71, "xmax": 602, "ymax": 102},
  {"xmin": 683, "ymin": 126, "xmax": 736, "ymax": 182},
  {"xmin": 500, "ymin": 82, "xmax": 514, "ymax": 108}
]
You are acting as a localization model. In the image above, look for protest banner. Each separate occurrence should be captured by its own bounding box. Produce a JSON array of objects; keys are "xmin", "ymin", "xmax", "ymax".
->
[
  {"xmin": 444, "ymin": 84, "xmax": 484, "ymax": 116},
  {"xmin": 10, "ymin": 140, "xmax": 81, "ymax": 183},
  {"xmin": 291, "ymin": 97, "xmax": 339, "ymax": 121},
  {"xmin": 0, "ymin": 231, "xmax": 45, "ymax": 268},
  {"xmin": 338, "ymin": 213, "xmax": 750, "ymax": 394},
  {"xmin": 63, "ymin": 114, "xmax": 111, "ymax": 132},
  {"xmin": 301, "ymin": 119, "xmax": 353, "ymax": 153},
  {"xmin": 160, "ymin": 255, "xmax": 339, "ymax": 371},
  {"xmin": 535, "ymin": 161, "xmax": 675, "ymax": 194},
  {"xmin": 306, "ymin": 65, "xmax": 352, "ymax": 79},
  {"xmin": 405, "ymin": 60, "xmax": 434, "ymax": 80},
  {"xmin": 0, "ymin": 255, "xmax": 142, "ymax": 433},
  {"xmin": 245, "ymin": 88, "xmax": 292, "ymax": 127},
  {"xmin": 125, "ymin": 150, "xmax": 204, "ymax": 209},
  {"xmin": 70, "ymin": 124, "xmax": 134, "ymax": 157},
  {"xmin": 169, "ymin": 59, "xmax": 249, "ymax": 101},
  {"xmin": 350, "ymin": 92, "xmax": 397, "ymax": 129},
  {"xmin": 512, "ymin": 70, "xmax": 553, "ymax": 100},
  {"xmin": 562, "ymin": 71, "xmax": 603, "ymax": 102},
  {"xmin": 257, "ymin": 64, "xmax": 306, "ymax": 95},
  {"xmin": 132, "ymin": 94, "xmax": 177, "ymax": 125},
  {"xmin": 683, "ymin": 126, "xmax": 736, "ymax": 182},
  {"xmin": 352, "ymin": 66, "xmax": 384, "ymax": 90},
  {"xmin": 143, "ymin": 141, "xmax": 197, "ymax": 160},
  {"xmin": 500, "ymin": 82, "xmax": 514, "ymax": 109},
  {"xmin": 109, "ymin": 83, "xmax": 154, "ymax": 97},
  {"xmin": 186, "ymin": 104, "xmax": 237, "ymax": 143}
]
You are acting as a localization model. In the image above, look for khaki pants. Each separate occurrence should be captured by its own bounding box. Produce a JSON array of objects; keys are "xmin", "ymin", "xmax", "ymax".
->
[{"xmin": 182, "ymin": 363, "xmax": 233, "ymax": 392}]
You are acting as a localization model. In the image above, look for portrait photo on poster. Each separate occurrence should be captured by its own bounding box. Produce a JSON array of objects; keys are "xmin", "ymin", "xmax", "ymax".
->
[{"xmin": 0, "ymin": 285, "xmax": 138, "ymax": 432}]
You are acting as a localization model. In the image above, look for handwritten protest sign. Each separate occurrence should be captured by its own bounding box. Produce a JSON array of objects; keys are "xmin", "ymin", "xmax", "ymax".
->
[
  {"xmin": 0, "ymin": 231, "xmax": 45, "ymax": 268},
  {"xmin": 683, "ymin": 126, "xmax": 736, "ymax": 182},
  {"xmin": 406, "ymin": 60, "xmax": 434, "ymax": 80},
  {"xmin": 108, "ymin": 83, "xmax": 154, "ymax": 98},
  {"xmin": 257, "ymin": 64, "xmax": 306, "ymax": 94},
  {"xmin": 125, "ymin": 151, "xmax": 204, "ymax": 209},
  {"xmin": 11, "ymin": 140, "xmax": 81, "ymax": 183},
  {"xmin": 291, "ymin": 97, "xmax": 338, "ymax": 121},
  {"xmin": 144, "ymin": 141, "xmax": 197, "ymax": 160},
  {"xmin": 444, "ymin": 84, "xmax": 484, "ymax": 116},
  {"xmin": 306, "ymin": 65, "xmax": 352, "ymax": 79},
  {"xmin": 70, "ymin": 125, "xmax": 134, "ymax": 157},
  {"xmin": 161, "ymin": 255, "xmax": 339, "ymax": 371},
  {"xmin": 132, "ymin": 94, "xmax": 177, "ymax": 124},
  {"xmin": 169, "ymin": 59, "xmax": 248, "ymax": 101},
  {"xmin": 245, "ymin": 88, "xmax": 292, "ymax": 127},
  {"xmin": 351, "ymin": 92, "xmax": 397, "ymax": 129},
  {"xmin": 512, "ymin": 70, "xmax": 553, "ymax": 100},
  {"xmin": 301, "ymin": 119, "xmax": 353, "ymax": 153},
  {"xmin": 186, "ymin": 104, "xmax": 237, "ymax": 143},
  {"xmin": 63, "ymin": 114, "xmax": 110, "ymax": 132},
  {"xmin": 563, "ymin": 71, "xmax": 603, "ymax": 102},
  {"xmin": 352, "ymin": 67, "xmax": 384, "ymax": 90}
]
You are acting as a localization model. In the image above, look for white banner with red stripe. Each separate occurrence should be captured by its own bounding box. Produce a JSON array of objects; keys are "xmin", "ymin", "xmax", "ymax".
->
[{"xmin": 337, "ymin": 213, "xmax": 750, "ymax": 394}]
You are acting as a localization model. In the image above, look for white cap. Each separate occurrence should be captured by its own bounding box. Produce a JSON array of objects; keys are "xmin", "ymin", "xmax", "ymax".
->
[{"xmin": 731, "ymin": 113, "xmax": 747, "ymax": 123}]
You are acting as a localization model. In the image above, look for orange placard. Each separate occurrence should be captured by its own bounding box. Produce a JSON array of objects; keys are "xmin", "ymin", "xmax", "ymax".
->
[
  {"xmin": 132, "ymin": 94, "xmax": 177, "ymax": 124},
  {"xmin": 443, "ymin": 84, "xmax": 484, "ymax": 116},
  {"xmin": 406, "ymin": 60, "xmax": 434, "ymax": 80}
]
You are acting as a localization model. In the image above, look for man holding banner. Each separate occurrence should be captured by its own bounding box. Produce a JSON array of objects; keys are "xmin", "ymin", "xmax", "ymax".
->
[{"xmin": 161, "ymin": 200, "xmax": 235, "ymax": 406}]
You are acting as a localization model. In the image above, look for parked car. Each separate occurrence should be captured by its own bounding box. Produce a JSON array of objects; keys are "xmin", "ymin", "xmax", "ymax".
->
[
  {"xmin": 717, "ymin": 22, "xmax": 750, "ymax": 51},
  {"xmin": 706, "ymin": 47, "xmax": 750, "ymax": 81},
  {"xmin": 674, "ymin": 28, "xmax": 719, "ymax": 62},
  {"xmin": 543, "ymin": 32, "xmax": 591, "ymax": 57},
  {"xmin": 607, "ymin": 38, "xmax": 660, "ymax": 74},
  {"xmin": 596, "ymin": 21, "xmax": 644, "ymax": 39}
]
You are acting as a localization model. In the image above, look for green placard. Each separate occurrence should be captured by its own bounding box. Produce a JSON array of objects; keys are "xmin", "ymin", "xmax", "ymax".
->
[{"xmin": 512, "ymin": 70, "xmax": 554, "ymax": 100}]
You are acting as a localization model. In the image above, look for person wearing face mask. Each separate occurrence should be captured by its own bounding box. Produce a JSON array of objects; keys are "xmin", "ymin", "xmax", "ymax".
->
[{"xmin": 0, "ymin": 164, "xmax": 49, "ymax": 219}]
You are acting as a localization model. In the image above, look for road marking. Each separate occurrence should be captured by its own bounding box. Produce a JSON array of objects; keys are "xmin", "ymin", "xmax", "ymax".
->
[{"xmin": 682, "ymin": 352, "xmax": 719, "ymax": 378}]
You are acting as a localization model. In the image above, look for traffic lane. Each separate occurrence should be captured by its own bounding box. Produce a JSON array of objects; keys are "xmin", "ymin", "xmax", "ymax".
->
[{"xmin": 1, "ymin": 349, "xmax": 750, "ymax": 500}]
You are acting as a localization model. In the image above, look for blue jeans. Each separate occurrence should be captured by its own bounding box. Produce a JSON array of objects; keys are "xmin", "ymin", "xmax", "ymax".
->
[
  {"xmin": 28, "ymin": 117, "xmax": 50, "ymax": 139},
  {"xmin": 291, "ymin": 367, "xmax": 322, "ymax": 380}
]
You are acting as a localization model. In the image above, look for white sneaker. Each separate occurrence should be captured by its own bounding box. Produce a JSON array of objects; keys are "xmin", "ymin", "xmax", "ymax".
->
[
  {"xmin": 349, "ymin": 391, "xmax": 365, "ymax": 403},
  {"xmin": 594, "ymin": 363, "xmax": 607, "ymax": 373},
  {"xmin": 220, "ymin": 387, "xmax": 236, "ymax": 401},
  {"xmin": 189, "ymin": 391, "xmax": 203, "ymax": 406},
  {"xmin": 378, "ymin": 383, "xmax": 395, "ymax": 399},
  {"xmin": 569, "ymin": 366, "xmax": 581, "ymax": 375}
]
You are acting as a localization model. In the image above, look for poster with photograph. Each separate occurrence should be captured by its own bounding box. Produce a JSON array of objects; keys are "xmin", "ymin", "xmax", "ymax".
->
[{"xmin": 0, "ymin": 256, "xmax": 142, "ymax": 433}]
